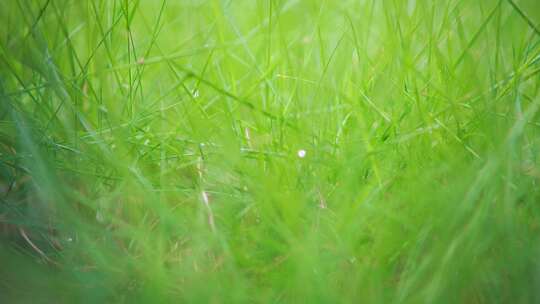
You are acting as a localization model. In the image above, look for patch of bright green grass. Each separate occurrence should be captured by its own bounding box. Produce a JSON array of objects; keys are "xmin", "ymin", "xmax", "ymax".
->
[{"xmin": 1, "ymin": 0, "xmax": 540, "ymax": 302}]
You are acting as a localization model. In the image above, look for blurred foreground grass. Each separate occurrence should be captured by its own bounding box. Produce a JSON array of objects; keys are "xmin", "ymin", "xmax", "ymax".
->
[{"xmin": 1, "ymin": 0, "xmax": 540, "ymax": 302}]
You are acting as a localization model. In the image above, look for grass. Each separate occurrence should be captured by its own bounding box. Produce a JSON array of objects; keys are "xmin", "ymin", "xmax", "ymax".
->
[{"xmin": 1, "ymin": 0, "xmax": 540, "ymax": 302}]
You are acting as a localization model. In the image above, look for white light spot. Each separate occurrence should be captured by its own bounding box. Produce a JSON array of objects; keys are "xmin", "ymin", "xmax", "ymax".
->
[
  {"xmin": 96, "ymin": 210, "xmax": 105, "ymax": 223},
  {"xmin": 201, "ymin": 191, "xmax": 209, "ymax": 204},
  {"xmin": 297, "ymin": 149, "xmax": 306, "ymax": 158}
]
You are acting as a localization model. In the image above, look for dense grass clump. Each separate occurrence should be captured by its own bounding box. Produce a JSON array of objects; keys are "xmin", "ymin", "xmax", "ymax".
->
[{"xmin": 1, "ymin": 0, "xmax": 540, "ymax": 302}]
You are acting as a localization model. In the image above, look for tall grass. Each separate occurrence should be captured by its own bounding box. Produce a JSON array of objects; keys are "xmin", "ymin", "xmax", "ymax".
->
[{"xmin": 1, "ymin": 0, "xmax": 540, "ymax": 302}]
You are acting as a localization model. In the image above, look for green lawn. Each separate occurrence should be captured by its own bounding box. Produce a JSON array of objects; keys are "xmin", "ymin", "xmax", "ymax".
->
[{"xmin": 1, "ymin": 0, "xmax": 540, "ymax": 302}]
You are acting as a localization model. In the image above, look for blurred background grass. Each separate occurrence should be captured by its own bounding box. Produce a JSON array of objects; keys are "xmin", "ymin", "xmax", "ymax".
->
[{"xmin": 1, "ymin": 0, "xmax": 540, "ymax": 302}]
